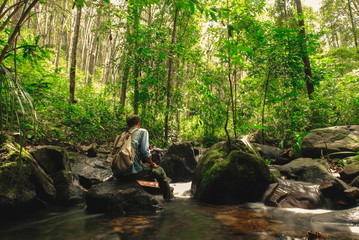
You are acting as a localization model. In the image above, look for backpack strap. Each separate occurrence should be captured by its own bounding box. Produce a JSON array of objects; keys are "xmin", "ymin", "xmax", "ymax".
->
[{"xmin": 128, "ymin": 128, "xmax": 139, "ymax": 134}]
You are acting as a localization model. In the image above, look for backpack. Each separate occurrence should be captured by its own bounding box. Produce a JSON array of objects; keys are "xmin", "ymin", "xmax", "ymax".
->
[{"xmin": 107, "ymin": 128, "xmax": 139, "ymax": 175}]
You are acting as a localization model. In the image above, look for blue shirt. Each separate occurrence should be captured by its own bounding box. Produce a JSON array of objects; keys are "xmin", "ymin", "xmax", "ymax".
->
[{"xmin": 123, "ymin": 127, "xmax": 152, "ymax": 175}]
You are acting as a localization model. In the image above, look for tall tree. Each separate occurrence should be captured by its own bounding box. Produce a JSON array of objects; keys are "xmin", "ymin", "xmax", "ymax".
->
[
  {"xmin": 70, "ymin": 3, "xmax": 82, "ymax": 103},
  {"xmin": 55, "ymin": 0, "xmax": 68, "ymax": 73},
  {"xmin": 164, "ymin": 3, "xmax": 179, "ymax": 142},
  {"xmin": 348, "ymin": 0, "xmax": 358, "ymax": 48},
  {"xmin": 295, "ymin": 0, "xmax": 314, "ymax": 100},
  {"xmin": 87, "ymin": 2, "xmax": 102, "ymax": 85}
]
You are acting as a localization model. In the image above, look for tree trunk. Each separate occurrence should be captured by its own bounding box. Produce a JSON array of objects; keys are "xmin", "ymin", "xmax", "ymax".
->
[
  {"xmin": 87, "ymin": 6, "xmax": 102, "ymax": 85},
  {"xmin": 81, "ymin": 12, "xmax": 93, "ymax": 71},
  {"xmin": 55, "ymin": 0, "xmax": 68, "ymax": 73},
  {"xmin": 66, "ymin": 9, "xmax": 75, "ymax": 73},
  {"xmin": 102, "ymin": 35, "xmax": 117, "ymax": 83},
  {"xmin": 295, "ymin": 0, "xmax": 314, "ymax": 100},
  {"xmin": 348, "ymin": 0, "xmax": 358, "ymax": 48},
  {"xmin": 69, "ymin": 5, "xmax": 82, "ymax": 103},
  {"xmin": 165, "ymin": 5, "xmax": 178, "ymax": 143}
]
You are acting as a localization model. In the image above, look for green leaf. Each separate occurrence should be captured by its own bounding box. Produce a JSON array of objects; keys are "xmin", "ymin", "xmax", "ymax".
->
[
  {"xmin": 209, "ymin": 11, "xmax": 217, "ymax": 21},
  {"xmin": 189, "ymin": 2, "xmax": 195, "ymax": 14}
]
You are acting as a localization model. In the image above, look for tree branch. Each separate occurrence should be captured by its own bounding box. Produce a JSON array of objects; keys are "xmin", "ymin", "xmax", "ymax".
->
[{"xmin": 0, "ymin": 0, "xmax": 39, "ymax": 66}]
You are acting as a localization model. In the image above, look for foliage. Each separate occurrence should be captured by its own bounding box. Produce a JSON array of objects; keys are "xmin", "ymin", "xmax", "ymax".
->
[{"xmin": 1, "ymin": 0, "xmax": 359, "ymax": 151}]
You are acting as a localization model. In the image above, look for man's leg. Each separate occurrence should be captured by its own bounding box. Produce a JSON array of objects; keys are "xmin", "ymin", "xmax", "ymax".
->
[{"xmin": 138, "ymin": 163, "xmax": 174, "ymax": 201}]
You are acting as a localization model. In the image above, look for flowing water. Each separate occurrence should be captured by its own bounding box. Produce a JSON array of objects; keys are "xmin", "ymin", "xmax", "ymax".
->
[{"xmin": 1, "ymin": 182, "xmax": 359, "ymax": 240}]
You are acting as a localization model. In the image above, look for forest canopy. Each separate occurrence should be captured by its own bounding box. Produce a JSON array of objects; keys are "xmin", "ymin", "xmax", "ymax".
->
[{"xmin": 1, "ymin": 0, "xmax": 359, "ymax": 149}]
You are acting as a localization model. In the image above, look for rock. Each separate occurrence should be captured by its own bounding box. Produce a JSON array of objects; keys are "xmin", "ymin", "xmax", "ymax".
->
[
  {"xmin": 344, "ymin": 187, "xmax": 359, "ymax": 201},
  {"xmin": 252, "ymin": 143, "xmax": 287, "ymax": 163},
  {"xmin": 319, "ymin": 178, "xmax": 358, "ymax": 209},
  {"xmin": 191, "ymin": 141, "xmax": 271, "ymax": 204},
  {"xmin": 310, "ymin": 206, "xmax": 359, "ymax": 225},
  {"xmin": 319, "ymin": 178, "xmax": 350, "ymax": 200},
  {"xmin": 264, "ymin": 180, "xmax": 321, "ymax": 209},
  {"xmin": 151, "ymin": 148, "xmax": 167, "ymax": 164},
  {"xmin": 71, "ymin": 155, "xmax": 113, "ymax": 189},
  {"xmin": 87, "ymin": 146, "xmax": 98, "ymax": 157},
  {"xmin": 85, "ymin": 180, "xmax": 158, "ymax": 215},
  {"xmin": 340, "ymin": 163, "xmax": 359, "ymax": 183},
  {"xmin": 279, "ymin": 158, "xmax": 333, "ymax": 184},
  {"xmin": 0, "ymin": 134, "xmax": 56, "ymax": 214},
  {"xmin": 52, "ymin": 171, "xmax": 85, "ymax": 206},
  {"xmin": 160, "ymin": 142, "xmax": 197, "ymax": 182},
  {"xmin": 352, "ymin": 176, "xmax": 359, "ymax": 188},
  {"xmin": 30, "ymin": 145, "xmax": 70, "ymax": 177},
  {"xmin": 301, "ymin": 125, "xmax": 359, "ymax": 158}
]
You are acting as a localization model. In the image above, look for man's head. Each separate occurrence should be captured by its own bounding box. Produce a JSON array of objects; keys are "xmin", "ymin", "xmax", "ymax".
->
[{"xmin": 126, "ymin": 114, "xmax": 141, "ymax": 127}]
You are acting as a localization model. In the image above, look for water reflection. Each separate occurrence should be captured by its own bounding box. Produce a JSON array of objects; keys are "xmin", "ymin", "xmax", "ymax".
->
[{"xmin": 0, "ymin": 195, "xmax": 358, "ymax": 239}]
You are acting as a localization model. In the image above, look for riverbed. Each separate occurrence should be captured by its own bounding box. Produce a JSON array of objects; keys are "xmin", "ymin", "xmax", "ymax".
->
[{"xmin": 1, "ymin": 183, "xmax": 358, "ymax": 240}]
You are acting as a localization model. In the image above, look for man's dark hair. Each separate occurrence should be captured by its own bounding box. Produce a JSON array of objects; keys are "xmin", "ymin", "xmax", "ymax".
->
[{"xmin": 126, "ymin": 114, "xmax": 141, "ymax": 127}]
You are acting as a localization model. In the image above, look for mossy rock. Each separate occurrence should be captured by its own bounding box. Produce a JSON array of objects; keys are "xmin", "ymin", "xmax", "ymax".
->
[
  {"xmin": 0, "ymin": 134, "xmax": 56, "ymax": 214},
  {"xmin": 191, "ymin": 141, "xmax": 270, "ymax": 204}
]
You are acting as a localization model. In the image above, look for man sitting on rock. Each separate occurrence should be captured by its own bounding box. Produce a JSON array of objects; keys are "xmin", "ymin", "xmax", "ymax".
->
[{"xmin": 117, "ymin": 114, "xmax": 174, "ymax": 202}]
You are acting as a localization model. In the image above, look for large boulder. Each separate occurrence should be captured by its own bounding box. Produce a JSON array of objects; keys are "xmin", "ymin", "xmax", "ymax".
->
[
  {"xmin": 191, "ymin": 141, "xmax": 271, "ymax": 204},
  {"xmin": 52, "ymin": 170, "xmax": 85, "ymax": 206},
  {"xmin": 301, "ymin": 125, "xmax": 359, "ymax": 158},
  {"xmin": 279, "ymin": 158, "xmax": 333, "ymax": 184},
  {"xmin": 30, "ymin": 146, "xmax": 70, "ymax": 177},
  {"xmin": 85, "ymin": 180, "xmax": 159, "ymax": 215},
  {"xmin": 160, "ymin": 142, "xmax": 197, "ymax": 182},
  {"xmin": 71, "ymin": 155, "xmax": 113, "ymax": 189},
  {"xmin": 0, "ymin": 135, "xmax": 56, "ymax": 214},
  {"xmin": 264, "ymin": 180, "xmax": 321, "ymax": 209}
]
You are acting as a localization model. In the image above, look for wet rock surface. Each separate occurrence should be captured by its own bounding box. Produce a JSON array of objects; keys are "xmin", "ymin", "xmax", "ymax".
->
[
  {"xmin": 52, "ymin": 170, "xmax": 85, "ymax": 206},
  {"xmin": 85, "ymin": 180, "xmax": 159, "ymax": 215},
  {"xmin": 264, "ymin": 179, "xmax": 322, "ymax": 209},
  {"xmin": 70, "ymin": 155, "xmax": 113, "ymax": 189}
]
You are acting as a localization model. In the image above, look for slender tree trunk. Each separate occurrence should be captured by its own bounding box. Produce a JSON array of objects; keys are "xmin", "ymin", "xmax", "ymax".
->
[
  {"xmin": 81, "ymin": 12, "xmax": 93, "ymax": 70},
  {"xmin": 55, "ymin": 0, "xmax": 68, "ymax": 73},
  {"xmin": 66, "ymin": 10, "xmax": 75, "ymax": 73},
  {"xmin": 261, "ymin": 72, "xmax": 270, "ymax": 144},
  {"xmin": 225, "ymin": 99, "xmax": 232, "ymax": 150},
  {"xmin": 120, "ymin": 17, "xmax": 132, "ymax": 107},
  {"xmin": 132, "ymin": 4, "xmax": 141, "ymax": 114},
  {"xmin": 348, "ymin": 0, "xmax": 358, "ymax": 48},
  {"xmin": 88, "ymin": 6, "xmax": 102, "ymax": 85},
  {"xmin": 47, "ymin": 1, "xmax": 54, "ymax": 47},
  {"xmin": 103, "ymin": 35, "xmax": 117, "ymax": 83},
  {"xmin": 165, "ymin": 5, "xmax": 178, "ymax": 143},
  {"xmin": 69, "ymin": 5, "xmax": 82, "ymax": 103},
  {"xmin": 295, "ymin": 0, "xmax": 314, "ymax": 100}
]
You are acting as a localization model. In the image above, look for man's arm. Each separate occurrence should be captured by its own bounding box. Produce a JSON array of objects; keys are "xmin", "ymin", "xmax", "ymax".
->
[
  {"xmin": 146, "ymin": 155, "xmax": 159, "ymax": 168},
  {"xmin": 139, "ymin": 129, "xmax": 158, "ymax": 168}
]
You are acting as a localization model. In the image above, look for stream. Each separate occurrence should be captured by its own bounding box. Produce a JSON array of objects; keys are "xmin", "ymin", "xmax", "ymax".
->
[{"xmin": 1, "ymin": 182, "xmax": 359, "ymax": 240}]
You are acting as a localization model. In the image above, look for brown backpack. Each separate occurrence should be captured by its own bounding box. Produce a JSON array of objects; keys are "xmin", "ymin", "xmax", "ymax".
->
[{"xmin": 107, "ymin": 128, "xmax": 138, "ymax": 175}]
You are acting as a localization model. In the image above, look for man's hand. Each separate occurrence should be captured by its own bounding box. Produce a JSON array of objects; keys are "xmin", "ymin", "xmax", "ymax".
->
[
  {"xmin": 150, "ymin": 162, "xmax": 159, "ymax": 168},
  {"xmin": 147, "ymin": 155, "xmax": 159, "ymax": 168}
]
